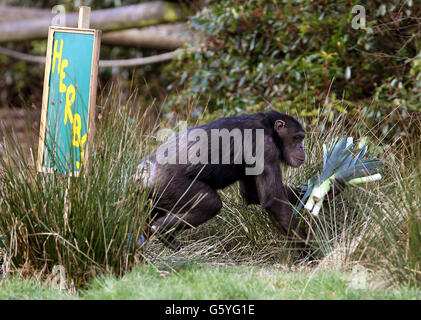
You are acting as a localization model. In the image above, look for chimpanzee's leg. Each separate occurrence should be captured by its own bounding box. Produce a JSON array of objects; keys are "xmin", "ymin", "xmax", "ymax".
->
[
  {"xmin": 239, "ymin": 177, "xmax": 260, "ymax": 205},
  {"xmin": 150, "ymin": 179, "xmax": 223, "ymax": 250}
]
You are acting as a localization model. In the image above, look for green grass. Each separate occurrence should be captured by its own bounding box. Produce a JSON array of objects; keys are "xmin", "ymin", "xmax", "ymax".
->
[
  {"xmin": 0, "ymin": 277, "xmax": 76, "ymax": 300},
  {"xmin": 1, "ymin": 264, "xmax": 419, "ymax": 300}
]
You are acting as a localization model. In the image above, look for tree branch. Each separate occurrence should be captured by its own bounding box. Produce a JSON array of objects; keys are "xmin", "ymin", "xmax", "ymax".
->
[{"xmin": 0, "ymin": 2, "xmax": 186, "ymax": 43}]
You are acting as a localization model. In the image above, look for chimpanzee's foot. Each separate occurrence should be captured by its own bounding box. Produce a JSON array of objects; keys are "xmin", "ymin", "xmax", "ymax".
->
[
  {"xmin": 164, "ymin": 238, "xmax": 182, "ymax": 251},
  {"xmin": 155, "ymin": 234, "xmax": 182, "ymax": 251},
  {"xmin": 150, "ymin": 225, "xmax": 182, "ymax": 251},
  {"xmin": 297, "ymin": 242, "xmax": 316, "ymax": 261}
]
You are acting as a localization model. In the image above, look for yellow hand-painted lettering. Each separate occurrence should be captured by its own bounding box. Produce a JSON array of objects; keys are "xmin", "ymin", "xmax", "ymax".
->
[
  {"xmin": 64, "ymin": 85, "xmax": 75, "ymax": 125},
  {"xmin": 72, "ymin": 113, "xmax": 82, "ymax": 147},
  {"xmin": 76, "ymin": 135, "xmax": 87, "ymax": 170},
  {"xmin": 55, "ymin": 39, "xmax": 88, "ymax": 171},
  {"xmin": 52, "ymin": 40, "xmax": 63, "ymax": 74},
  {"xmin": 59, "ymin": 59, "xmax": 68, "ymax": 93}
]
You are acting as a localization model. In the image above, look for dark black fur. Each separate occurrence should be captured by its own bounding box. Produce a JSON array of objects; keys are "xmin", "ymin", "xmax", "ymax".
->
[{"xmin": 137, "ymin": 110, "xmax": 309, "ymax": 252}]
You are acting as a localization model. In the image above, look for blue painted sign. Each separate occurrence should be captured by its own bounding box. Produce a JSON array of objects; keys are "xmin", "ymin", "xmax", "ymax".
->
[{"xmin": 38, "ymin": 28, "xmax": 100, "ymax": 174}]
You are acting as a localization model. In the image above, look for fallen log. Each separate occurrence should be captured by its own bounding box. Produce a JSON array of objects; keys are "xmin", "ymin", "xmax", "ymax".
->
[
  {"xmin": 0, "ymin": 6, "xmax": 52, "ymax": 23},
  {"xmin": 102, "ymin": 23, "xmax": 191, "ymax": 50},
  {"xmin": 0, "ymin": 1, "xmax": 185, "ymax": 43}
]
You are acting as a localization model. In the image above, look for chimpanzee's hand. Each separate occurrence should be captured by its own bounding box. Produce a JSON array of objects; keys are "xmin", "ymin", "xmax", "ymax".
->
[{"xmin": 327, "ymin": 177, "xmax": 346, "ymax": 200}]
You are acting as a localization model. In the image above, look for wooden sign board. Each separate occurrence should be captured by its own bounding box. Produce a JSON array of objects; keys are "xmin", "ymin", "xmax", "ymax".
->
[{"xmin": 37, "ymin": 26, "xmax": 101, "ymax": 175}]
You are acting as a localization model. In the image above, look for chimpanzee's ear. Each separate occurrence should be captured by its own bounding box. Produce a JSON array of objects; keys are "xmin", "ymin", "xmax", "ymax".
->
[{"xmin": 274, "ymin": 120, "xmax": 286, "ymax": 135}]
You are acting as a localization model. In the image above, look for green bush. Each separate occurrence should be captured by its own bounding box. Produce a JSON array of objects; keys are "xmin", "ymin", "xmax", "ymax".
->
[{"xmin": 168, "ymin": 0, "xmax": 421, "ymax": 129}]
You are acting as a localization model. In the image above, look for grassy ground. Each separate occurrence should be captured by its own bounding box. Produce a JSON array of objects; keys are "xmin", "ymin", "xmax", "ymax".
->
[
  {"xmin": 1, "ymin": 263, "xmax": 420, "ymax": 300},
  {"xmin": 0, "ymin": 90, "xmax": 419, "ymax": 298}
]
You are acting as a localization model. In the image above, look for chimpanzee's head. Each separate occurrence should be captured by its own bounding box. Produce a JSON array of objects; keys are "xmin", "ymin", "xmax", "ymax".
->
[{"xmin": 273, "ymin": 114, "xmax": 306, "ymax": 168}]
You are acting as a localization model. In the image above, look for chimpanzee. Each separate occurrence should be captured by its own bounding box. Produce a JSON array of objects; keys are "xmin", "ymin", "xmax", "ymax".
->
[{"xmin": 134, "ymin": 110, "xmax": 341, "ymax": 255}]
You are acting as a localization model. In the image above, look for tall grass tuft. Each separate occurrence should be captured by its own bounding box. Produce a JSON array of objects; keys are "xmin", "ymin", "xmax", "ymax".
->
[
  {"xmin": 0, "ymin": 88, "xmax": 155, "ymax": 286},
  {"xmin": 359, "ymin": 150, "xmax": 421, "ymax": 288}
]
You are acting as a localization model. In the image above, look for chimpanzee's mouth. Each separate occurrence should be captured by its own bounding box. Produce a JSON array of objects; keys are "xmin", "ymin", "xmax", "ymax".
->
[
  {"xmin": 295, "ymin": 157, "xmax": 305, "ymax": 164},
  {"xmin": 288, "ymin": 157, "xmax": 305, "ymax": 168}
]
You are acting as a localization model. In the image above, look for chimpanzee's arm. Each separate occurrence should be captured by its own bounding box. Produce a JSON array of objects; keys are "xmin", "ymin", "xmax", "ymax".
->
[
  {"xmin": 239, "ymin": 177, "xmax": 260, "ymax": 205},
  {"xmin": 240, "ymin": 179, "xmax": 305, "ymax": 207},
  {"xmin": 240, "ymin": 181, "xmax": 305, "ymax": 207},
  {"xmin": 283, "ymin": 186, "xmax": 305, "ymax": 206},
  {"xmin": 254, "ymin": 159, "xmax": 307, "ymax": 241}
]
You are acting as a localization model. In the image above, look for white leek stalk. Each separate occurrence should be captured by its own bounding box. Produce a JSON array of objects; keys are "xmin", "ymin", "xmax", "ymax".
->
[
  {"xmin": 348, "ymin": 173, "xmax": 382, "ymax": 185},
  {"xmin": 311, "ymin": 198, "xmax": 324, "ymax": 217},
  {"xmin": 311, "ymin": 177, "xmax": 333, "ymax": 202},
  {"xmin": 304, "ymin": 197, "xmax": 315, "ymax": 211}
]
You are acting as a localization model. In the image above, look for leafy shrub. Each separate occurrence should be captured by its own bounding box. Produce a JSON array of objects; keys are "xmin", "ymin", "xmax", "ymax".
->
[{"xmin": 168, "ymin": 0, "xmax": 421, "ymax": 131}]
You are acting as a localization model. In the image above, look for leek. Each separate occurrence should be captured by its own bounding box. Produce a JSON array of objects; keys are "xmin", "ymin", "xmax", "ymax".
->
[
  {"xmin": 349, "ymin": 173, "xmax": 382, "ymax": 185},
  {"xmin": 304, "ymin": 196, "xmax": 315, "ymax": 211},
  {"xmin": 295, "ymin": 137, "xmax": 383, "ymax": 217},
  {"xmin": 311, "ymin": 197, "xmax": 324, "ymax": 217}
]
